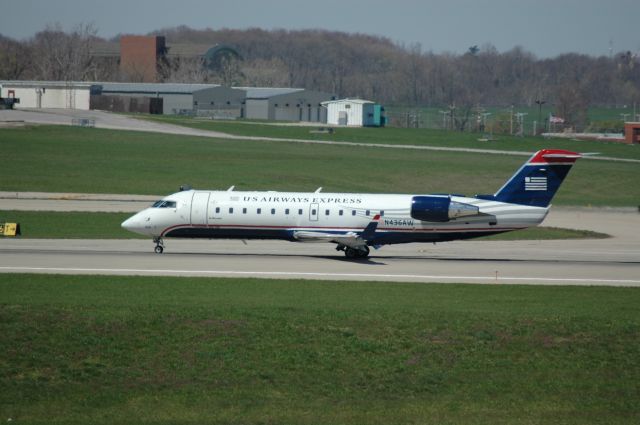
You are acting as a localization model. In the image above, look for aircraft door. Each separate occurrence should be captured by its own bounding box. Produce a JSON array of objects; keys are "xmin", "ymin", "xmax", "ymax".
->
[
  {"xmin": 190, "ymin": 192, "xmax": 210, "ymax": 225},
  {"xmin": 309, "ymin": 203, "xmax": 319, "ymax": 221},
  {"xmin": 207, "ymin": 198, "xmax": 222, "ymax": 220}
]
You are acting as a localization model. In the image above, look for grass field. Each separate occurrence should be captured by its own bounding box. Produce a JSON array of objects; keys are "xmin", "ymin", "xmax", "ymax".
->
[
  {"xmin": 384, "ymin": 105, "xmax": 637, "ymax": 132},
  {"xmin": 1, "ymin": 125, "xmax": 638, "ymax": 206},
  {"xmin": 142, "ymin": 114, "xmax": 640, "ymax": 161},
  {"xmin": 1, "ymin": 274, "xmax": 639, "ymax": 424},
  {"xmin": 0, "ymin": 210, "xmax": 609, "ymax": 240}
]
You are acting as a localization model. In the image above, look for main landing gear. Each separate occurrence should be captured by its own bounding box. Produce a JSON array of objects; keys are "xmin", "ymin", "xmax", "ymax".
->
[
  {"xmin": 336, "ymin": 244, "xmax": 370, "ymax": 259},
  {"xmin": 153, "ymin": 237, "xmax": 164, "ymax": 254}
]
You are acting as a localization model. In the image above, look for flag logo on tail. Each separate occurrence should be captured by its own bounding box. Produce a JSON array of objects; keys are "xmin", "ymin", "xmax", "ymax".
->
[{"xmin": 525, "ymin": 176, "xmax": 547, "ymax": 191}]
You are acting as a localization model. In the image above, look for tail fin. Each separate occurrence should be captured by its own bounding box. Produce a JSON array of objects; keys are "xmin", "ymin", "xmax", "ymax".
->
[{"xmin": 478, "ymin": 149, "xmax": 581, "ymax": 207}]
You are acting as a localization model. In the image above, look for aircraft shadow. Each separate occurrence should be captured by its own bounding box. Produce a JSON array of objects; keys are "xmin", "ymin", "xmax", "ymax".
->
[{"xmin": 158, "ymin": 251, "xmax": 638, "ymax": 266}]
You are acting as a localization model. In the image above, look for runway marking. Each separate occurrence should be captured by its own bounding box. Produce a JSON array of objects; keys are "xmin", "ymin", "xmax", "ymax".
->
[{"xmin": 1, "ymin": 266, "xmax": 639, "ymax": 286}]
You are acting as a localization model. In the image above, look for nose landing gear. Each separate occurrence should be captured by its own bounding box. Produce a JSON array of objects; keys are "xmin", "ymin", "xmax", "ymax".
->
[{"xmin": 153, "ymin": 237, "xmax": 164, "ymax": 254}]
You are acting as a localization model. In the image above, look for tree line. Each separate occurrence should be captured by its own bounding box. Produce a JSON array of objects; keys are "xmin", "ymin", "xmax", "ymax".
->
[{"xmin": 1, "ymin": 24, "xmax": 639, "ymax": 129}]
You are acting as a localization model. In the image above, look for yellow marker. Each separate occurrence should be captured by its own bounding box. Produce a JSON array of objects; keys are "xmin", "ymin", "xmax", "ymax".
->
[{"xmin": 0, "ymin": 223, "xmax": 20, "ymax": 236}]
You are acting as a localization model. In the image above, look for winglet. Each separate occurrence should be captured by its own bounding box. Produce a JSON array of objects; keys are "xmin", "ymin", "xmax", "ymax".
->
[{"xmin": 361, "ymin": 214, "xmax": 381, "ymax": 241}]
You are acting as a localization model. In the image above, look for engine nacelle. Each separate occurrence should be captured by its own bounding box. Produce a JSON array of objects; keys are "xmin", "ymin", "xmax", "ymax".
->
[{"xmin": 410, "ymin": 196, "xmax": 479, "ymax": 222}]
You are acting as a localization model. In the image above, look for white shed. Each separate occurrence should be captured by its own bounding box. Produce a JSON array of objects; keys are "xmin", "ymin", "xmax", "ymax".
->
[
  {"xmin": 0, "ymin": 81, "xmax": 93, "ymax": 110},
  {"xmin": 322, "ymin": 98, "xmax": 380, "ymax": 127}
]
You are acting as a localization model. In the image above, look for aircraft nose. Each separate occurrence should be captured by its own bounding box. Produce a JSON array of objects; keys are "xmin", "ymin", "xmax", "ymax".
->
[{"xmin": 121, "ymin": 215, "xmax": 138, "ymax": 231}]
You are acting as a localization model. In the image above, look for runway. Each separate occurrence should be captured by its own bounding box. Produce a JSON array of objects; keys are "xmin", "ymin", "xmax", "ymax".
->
[{"xmin": 1, "ymin": 208, "xmax": 638, "ymax": 286}]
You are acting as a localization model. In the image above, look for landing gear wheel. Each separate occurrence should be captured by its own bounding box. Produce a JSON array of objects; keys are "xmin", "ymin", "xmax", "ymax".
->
[
  {"xmin": 344, "ymin": 246, "xmax": 370, "ymax": 259},
  {"xmin": 153, "ymin": 237, "xmax": 164, "ymax": 254}
]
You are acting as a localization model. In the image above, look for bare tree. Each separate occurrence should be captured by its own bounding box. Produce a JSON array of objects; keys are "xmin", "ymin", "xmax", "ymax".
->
[
  {"xmin": 0, "ymin": 35, "xmax": 31, "ymax": 79},
  {"xmin": 242, "ymin": 58, "xmax": 290, "ymax": 87},
  {"xmin": 555, "ymin": 84, "xmax": 589, "ymax": 130},
  {"xmin": 31, "ymin": 23, "xmax": 98, "ymax": 81},
  {"xmin": 162, "ymin": 57, "xmax": 210, "ymax": 83}
]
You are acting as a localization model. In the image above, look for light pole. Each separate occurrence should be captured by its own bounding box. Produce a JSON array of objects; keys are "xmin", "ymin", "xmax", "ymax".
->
[
  {"xmin": 482, "ymin": 112, "xmax": 491, "ymax": 134},
  {"xmin": 439, "ymin": 110, "xmax": 448, "ymax": 129},
  {"xmin": 535, "ymin": 99, "xmax": 546, "ymax": 135},
  {"xmin": 449, "ymin": 104, "xmax": 456, "ymax": 131},
  {"xmin": 515, "ymin": 112, "xmax": 528, "ymax": 136}
]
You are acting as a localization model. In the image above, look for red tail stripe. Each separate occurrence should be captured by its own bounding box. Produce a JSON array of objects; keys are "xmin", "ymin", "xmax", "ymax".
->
[{"xmin": 529, "ymin": 149, "xmax": 581, "ymax": 164}]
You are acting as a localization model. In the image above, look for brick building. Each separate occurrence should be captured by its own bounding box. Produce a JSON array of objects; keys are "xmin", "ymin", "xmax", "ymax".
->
[
  {"xmin": 119, "ymin": 36, "xmax": 166, "ymax": 82},
  {"xmin": 624, "ymin": 122, "xmax": 640, "ymax": 144}
]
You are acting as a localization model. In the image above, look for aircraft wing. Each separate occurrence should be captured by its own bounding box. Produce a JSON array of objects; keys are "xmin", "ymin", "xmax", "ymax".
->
[{"xmin": 293, "ymin": 215, "xmax": 380, "ymax": 249}]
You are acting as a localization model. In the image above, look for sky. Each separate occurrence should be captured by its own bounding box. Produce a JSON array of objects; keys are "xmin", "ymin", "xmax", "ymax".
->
[{"xmin": 2, "ymin": 0, "xmax": 639, "ymax": 58}]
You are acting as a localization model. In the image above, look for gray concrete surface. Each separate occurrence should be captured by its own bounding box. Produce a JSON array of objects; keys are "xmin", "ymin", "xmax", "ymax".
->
[
  {"xmin": 1, "ymin": 108, "xmax": 637, "ymax": 163},
  {"xmin": 0, "ymin": 108, "xmax": 231, "ymax": 138},
  {"xmin": 1, "ymin": 204, "xmax": 638, "ymax": 286},
  {"xmin": 0, "ymin": 191, "xmax": 158, "ymax": 212}
]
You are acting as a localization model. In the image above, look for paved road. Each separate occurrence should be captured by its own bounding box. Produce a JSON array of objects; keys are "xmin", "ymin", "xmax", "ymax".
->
[
  {"xmin": 1, "ymin": 202, "xmax": 638, "ymax": 286},
  {"xmin": 2, "ymin": 108, "xmax": 637, "ymax": 163}
]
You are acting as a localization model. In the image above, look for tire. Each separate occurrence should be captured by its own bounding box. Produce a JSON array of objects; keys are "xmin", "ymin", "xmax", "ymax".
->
[
  {"xmin": 345, "ymin": 247, "xmax": 357, "ymax": 258},
  {"xmin": 154, "ymin": 245, "xmax": 164, "ymax": 254},
  {"xmin": 345, "ymin": 246, "xmax": 369, "ymax": 259}
]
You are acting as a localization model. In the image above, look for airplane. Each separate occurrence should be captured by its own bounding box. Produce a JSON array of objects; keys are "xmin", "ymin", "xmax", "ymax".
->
[{"xmin": 121, "ymin": 149, "xmax": 581, "ymax": 258}]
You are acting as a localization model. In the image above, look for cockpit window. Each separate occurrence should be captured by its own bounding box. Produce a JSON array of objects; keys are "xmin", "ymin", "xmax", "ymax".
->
[{"xmin": 152, "ymin": 200, "xmax": 177, "ymax": 208}]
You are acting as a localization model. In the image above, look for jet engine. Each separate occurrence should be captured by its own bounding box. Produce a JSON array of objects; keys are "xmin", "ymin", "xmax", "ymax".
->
[{"xmin": 410, "ymin": 196, "xmax": 479, "ymax": 222}]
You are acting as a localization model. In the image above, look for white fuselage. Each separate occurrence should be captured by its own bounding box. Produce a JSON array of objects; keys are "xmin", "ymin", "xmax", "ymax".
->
[{"xmin": 122, "ymin": 189, "xmax": 548, "ymax": 245}]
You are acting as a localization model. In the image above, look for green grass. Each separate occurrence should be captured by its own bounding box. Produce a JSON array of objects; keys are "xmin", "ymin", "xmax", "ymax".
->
[
  {"xmin": 1, "ymin": 125, "xmax": 639, "ymax": 206},
  {"xmin": 140, "ymin": 114, "xmax": 640, "ymax": 161},
  {"xmin": 1, "ymin": 274, "xmax": 639, "ymax": 424},
  {"xmin": 0, "ymin": 210, "xmax": 609, "ymax": 240},
  {"xmin": 0, "ymin": 211, "xmax": 142, "ymax": 239}
]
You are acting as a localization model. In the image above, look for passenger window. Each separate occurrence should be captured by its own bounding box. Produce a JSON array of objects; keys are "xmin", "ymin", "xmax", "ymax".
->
[
  {"xmin": 257, "ymin": 208, "xmax": 261, "ymax": 214},
  {"xmin": 311, "ymin": 209, "xmax": 316, "ymax": 215},
  {"xmin": 229, "ymin": 207, "xmax": 233, "ymax": 214},
  {"xmin": 271, "ymin": 208, "xmax": 276, "ymax": 215},
  {"xmin": 339, "ymin": 210, "xmax": 343, "ymax": 216},
  {"xmin": 325, "ymin": 209, "xmax": 330, "ymax": 216},
  {"xmin": 298, "ymin": 209, "xmax": 303, "ymax": 215},
  {"xmin": 366, "ymin": 210, "xmax": 370, "ymax": 216},
  {"xmin": 380, "ymin": 210, "xmax": 384, "ymax": 216},
  {"xmin": 285, "ymin": 208, "xmax": 290, "ymax": 215},
  {"xmin": 243, "ymin": 208, "xmax": 247, "ymax": 214},
  {"xmin": 215, "ymin": 207, "xmax": 220, "ymax": 213},
  {"xmin": 352, "ymin": 210, "xmax": 356, "ymax": 216}
]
